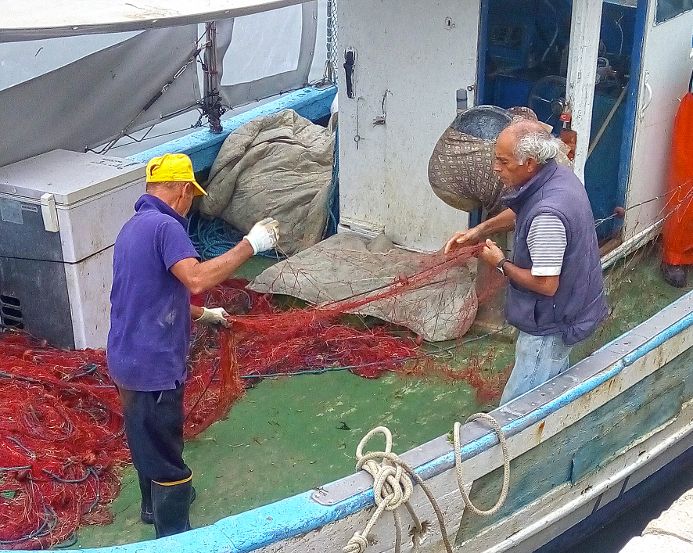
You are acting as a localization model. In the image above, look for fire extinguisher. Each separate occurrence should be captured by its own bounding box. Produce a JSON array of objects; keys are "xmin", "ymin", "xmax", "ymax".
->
[{"xmin": 559, "ymin": 110, "xmax": 577, "ymax": 161}]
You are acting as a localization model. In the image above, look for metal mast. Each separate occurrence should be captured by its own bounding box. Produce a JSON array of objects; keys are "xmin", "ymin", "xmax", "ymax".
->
[{"xmin": 203, "ymin": 21, "xmax": 224, "ymax": 134}]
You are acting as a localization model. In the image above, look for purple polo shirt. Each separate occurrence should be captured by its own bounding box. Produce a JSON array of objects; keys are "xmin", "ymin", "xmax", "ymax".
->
[{"xmin": 107, "ymin": 194, "xmax": 199, "ymax": 391}]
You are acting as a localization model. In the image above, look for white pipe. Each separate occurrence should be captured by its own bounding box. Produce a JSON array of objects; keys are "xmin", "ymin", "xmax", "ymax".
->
[
  {"xmin": 588, "ymin": 85, "xmax": 628, "ymax": 159},
  {"xmin": 601, "ymin": 220, "xmax": 663, "ymax": 271}
]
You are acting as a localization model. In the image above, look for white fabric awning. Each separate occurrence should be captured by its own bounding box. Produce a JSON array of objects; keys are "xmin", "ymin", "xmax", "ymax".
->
[{"xmin": 0, "ymin": 0, "xmax": 308, "ymax": 41}]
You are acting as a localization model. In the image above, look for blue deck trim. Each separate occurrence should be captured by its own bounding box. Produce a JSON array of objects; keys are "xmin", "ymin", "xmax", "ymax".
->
[
  {"xmin": 615, "ymin": 0, "xmax": 648, "ymax": 223},
  {"xmin": 419, "ymin": 306, "xmax": 693, "ymax": 480},
  {"xmin": 476, "ymin": 0, "xmax": 491, "ymax": 105},
  {"xmin": 215, "ymin": 490, "xmax": 368, "ymax": 552},
  {"xmin": 12, "ymin": 292, "xmax": 688, "ymax": 553},
  {"xmin": 127, "ymin": 86, "xmax": 336, "ymax": 175}
]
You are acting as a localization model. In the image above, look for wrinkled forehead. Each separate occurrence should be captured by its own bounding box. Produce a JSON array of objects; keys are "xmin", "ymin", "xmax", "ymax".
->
[{"xmin": 494, "ymin": 132, "xmax": 515, "ymax": 159}]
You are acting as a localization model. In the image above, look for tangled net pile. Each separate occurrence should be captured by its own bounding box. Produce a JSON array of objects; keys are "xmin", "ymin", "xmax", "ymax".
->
[
  {"xmin": 0, "ymin": 330, "xmax": 248, "ymax": 549},
  {"xmin": 0, "ymin": 244, "xmax": 508, "ymax": 549},
  {"xmin": 0, "ymin": 338, "xmax": 122, "ymax": 549},
  {"xmin": 197, "ymin": 244, "xmax": 508, "ymax": 397}
]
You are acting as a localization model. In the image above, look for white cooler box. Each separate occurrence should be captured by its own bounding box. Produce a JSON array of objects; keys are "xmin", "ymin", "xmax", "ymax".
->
[{"xmin": 0, "ymin": 150, "xmax": 145, "ymax": 349}]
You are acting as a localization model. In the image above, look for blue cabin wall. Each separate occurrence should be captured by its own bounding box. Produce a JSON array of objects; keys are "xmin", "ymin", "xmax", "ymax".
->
[{"xmin": 584, "ymin": 93, "xmax": 628, "ymax": 240}]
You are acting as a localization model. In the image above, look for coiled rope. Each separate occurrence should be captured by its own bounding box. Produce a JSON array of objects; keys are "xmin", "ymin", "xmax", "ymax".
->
[
  {"xmin": 453, "ymin": 413, "xmax": 510, "ymax": 516},
  {"xmin": 344, "ymin": 413, "xmax": 510, "ymax": 553}
]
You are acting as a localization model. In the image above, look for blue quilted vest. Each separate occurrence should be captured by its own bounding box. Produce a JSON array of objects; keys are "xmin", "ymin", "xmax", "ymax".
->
[{"xmin": 502, "ymin": 160, "xmax": 608, "ymax": 345}]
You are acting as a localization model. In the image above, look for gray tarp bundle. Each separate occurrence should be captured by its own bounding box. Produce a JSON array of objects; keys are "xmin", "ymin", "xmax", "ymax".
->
[
  {"xmin": 250, "ymin": 233, "xmax": 478, "ymax": 342},
  {"xmin": 199, "ymin": 109, "xmax": 334, "ymax": 256}
]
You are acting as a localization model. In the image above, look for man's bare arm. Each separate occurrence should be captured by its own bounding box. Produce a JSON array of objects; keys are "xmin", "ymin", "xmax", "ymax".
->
[
  {"xmin": 502, "ymin": 263, "xmax": 560, "ymax": 296},
  {"xmin": 480, "ymin": 208, "xmax": 516, "ymax": 235},
  {"xmin": 172, "ymin": 240, "xmax": 254, "ymax": 296},
  {"xmin": 444, "ymin": 208, "xmax": 516, "ymax": 253},
  {"xmin": 480, "ymin": 239, "xmax": 559, "ymax": 296},
  {"xmin": 172, "ymin": 217, "xmax": 279, "ymax": 296}
]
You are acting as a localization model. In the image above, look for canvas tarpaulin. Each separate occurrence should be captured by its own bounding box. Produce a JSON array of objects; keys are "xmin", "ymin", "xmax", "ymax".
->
[
  {"xmin": 0, "ymin": 0, "xmax": 309, "ymax": 40},
  {"xmin": 199, "ymin": 109, "xmax": 334, "ymax": 256},
  {"xmin": 217, "ymin": 2, "xmax": 319, "ymax": 107},
  {"xmin": 0, "ymin": 27, "xmax": 200, "ymax": 166},
  {"xmin": 0, "ymin": 1, "xmax": 325, "ymax": 164},
  {"xmin": 249, "ymin": 232, "xmax": 479, "ymax": 342}
]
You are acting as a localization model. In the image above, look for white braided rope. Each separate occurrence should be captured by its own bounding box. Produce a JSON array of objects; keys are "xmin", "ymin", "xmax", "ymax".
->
[
  {"xmin": 453, "ymin": 413, "xmax": 511, "ymax": 516},
  {"xmin": 343, "ymin": 427, "xmax": 425, "ymax": 553},
  {"xmin": 343, "ymin": 428, "xmax": 409, "ymax": 552},
  {"xmin": 344, "ymin": 415, "xmax": 511, "ymax": 553}
]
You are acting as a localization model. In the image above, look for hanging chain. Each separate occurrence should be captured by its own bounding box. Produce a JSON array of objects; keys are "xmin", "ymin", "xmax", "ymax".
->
[{"xmin": 325, "ymin": 0, "xmax": 339, "ymax": 84}]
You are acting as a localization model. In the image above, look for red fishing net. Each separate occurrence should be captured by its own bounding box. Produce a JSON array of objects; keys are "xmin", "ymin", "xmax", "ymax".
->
[
  {"xmin": 192, "ymin": 245, "xmax": 508, "ymax": 406},
  {"xmin": 0, "ymin": 336, "xmax": 123, "ymax": 549},
  {"xmin": 0, "ymin": 244, "xmax": 508, "ymax": 548},
  {"xmin": 0, "ymin": 325, "xmax": 257, "ymax": 549}
]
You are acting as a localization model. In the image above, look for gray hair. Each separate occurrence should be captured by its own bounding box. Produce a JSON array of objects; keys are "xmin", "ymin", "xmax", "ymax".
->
[{"xmin": 505, "ymin": 120, "xmax": 561, "ymax": 165}]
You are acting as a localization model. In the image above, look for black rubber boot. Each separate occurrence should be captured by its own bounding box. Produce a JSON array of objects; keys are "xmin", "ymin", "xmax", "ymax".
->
[
  {"xmin": 142, "ymin": 480, "xmax": 195, "ymax": 525},
  {"xmin": 152, "ymin": 480, "xmax": 192, "ymax": 538},
  {"xmin": 139, "ymin": 473, "xmax": 154, "ymax": 525},
  {"xmin": 661, "ymin": 263, "xmax": 688, "ymax": 288}
]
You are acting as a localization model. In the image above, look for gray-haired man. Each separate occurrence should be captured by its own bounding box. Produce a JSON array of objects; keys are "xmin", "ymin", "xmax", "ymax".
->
[{"xmin": 445, "ymin": 120, "xmax": 607, "ymax": 404}]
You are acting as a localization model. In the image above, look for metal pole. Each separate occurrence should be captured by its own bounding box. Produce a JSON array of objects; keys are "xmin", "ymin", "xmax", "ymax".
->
[{"xmin": 203, "ymin": 21, "xmax": 223, "ymax": 134}]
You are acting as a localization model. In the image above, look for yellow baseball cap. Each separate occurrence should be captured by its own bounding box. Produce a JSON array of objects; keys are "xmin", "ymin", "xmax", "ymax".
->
[{"xmin": 146, "ymin": 153, "xmax": 207, "ymax": 196}]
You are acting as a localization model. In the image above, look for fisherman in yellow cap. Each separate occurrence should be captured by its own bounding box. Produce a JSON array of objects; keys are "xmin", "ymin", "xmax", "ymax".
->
[{"xmin": 107, "ymin": 153, "xmax": 279, "ymax": 537}]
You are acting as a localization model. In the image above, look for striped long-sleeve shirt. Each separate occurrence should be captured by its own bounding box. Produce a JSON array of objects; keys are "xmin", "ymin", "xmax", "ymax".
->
[{"xmin": 526, "ymin": 214, "xmax": 567, "ymax": 276}]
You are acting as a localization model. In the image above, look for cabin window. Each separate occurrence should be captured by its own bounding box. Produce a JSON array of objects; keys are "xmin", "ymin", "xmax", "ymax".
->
[
  {"xmin": 477, "ymin": 0, "xmax": 638, "ymax": 243},
  {"xmin": 656, "ymin": 0, "xmax": 693, "ymax": 23},
  {"xmin": 478, "ymin": 0, "xmax": 574, "ymax": 133}
]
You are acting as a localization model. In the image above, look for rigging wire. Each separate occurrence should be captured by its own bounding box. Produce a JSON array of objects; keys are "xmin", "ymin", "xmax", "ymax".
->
[{"xmin": 87, "ymin": 26, "xmax": 212, "ymax": 155}]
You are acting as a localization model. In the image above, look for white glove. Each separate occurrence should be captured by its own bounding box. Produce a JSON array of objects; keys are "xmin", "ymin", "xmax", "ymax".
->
[
  {"xmin": 195, "ymin": 307, "xmax": 230, "ymax": 327},
  {"xmin": 244, "ymin": 217, "xmax": 280, "ymax": 254}
]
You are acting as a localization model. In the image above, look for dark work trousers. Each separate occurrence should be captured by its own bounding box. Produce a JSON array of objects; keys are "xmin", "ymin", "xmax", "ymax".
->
[{"xmin": 118, "ymin": 385, "xmax": 192, "ymax": 489}]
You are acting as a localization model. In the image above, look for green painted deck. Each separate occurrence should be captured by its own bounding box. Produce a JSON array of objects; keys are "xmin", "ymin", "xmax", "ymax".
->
[{"xmin": 72, "ymin": 247, "xmax": 691, "ymax": 548}]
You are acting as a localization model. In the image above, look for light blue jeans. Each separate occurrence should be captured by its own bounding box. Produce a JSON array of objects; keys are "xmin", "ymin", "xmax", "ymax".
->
[{"xmin": 500, "ymin": 331, "xmax": 573, "ymax": 405}]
